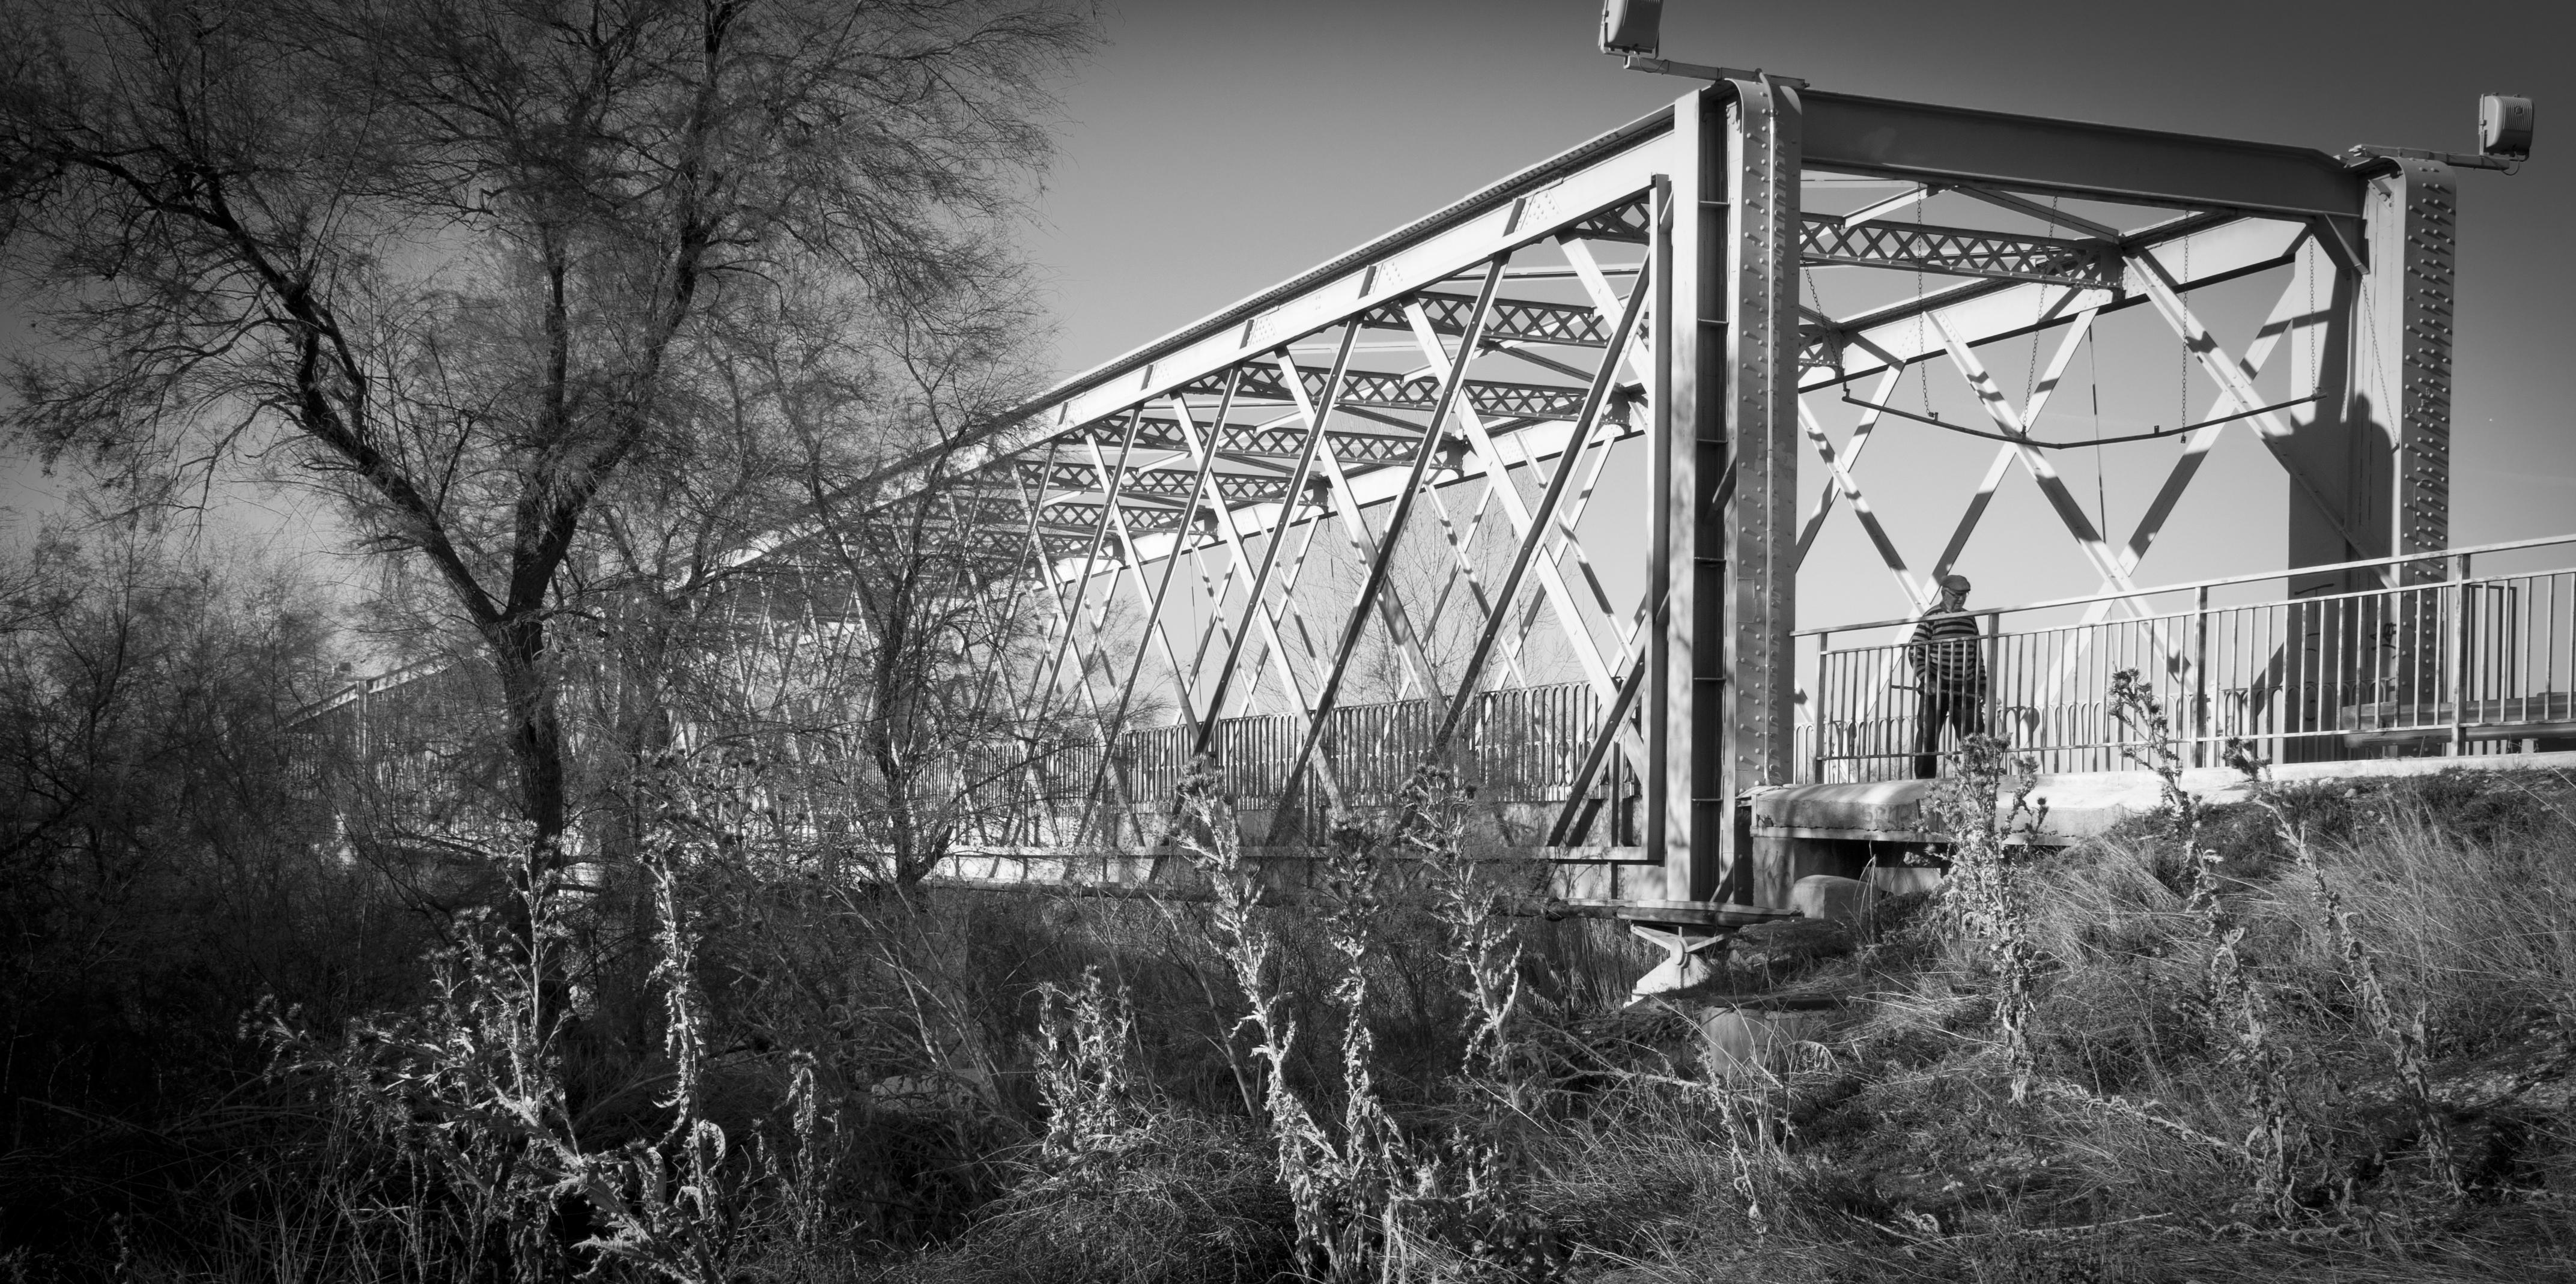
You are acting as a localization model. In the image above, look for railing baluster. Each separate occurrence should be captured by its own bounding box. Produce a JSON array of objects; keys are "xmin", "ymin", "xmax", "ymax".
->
[
  {"xmin": 2450, "ymin": 553, "xmax": 2471, "ymax": 756},
  {"xmin": 2192, "ymin": 585, "xmax": 2210, "ymax": 766}
]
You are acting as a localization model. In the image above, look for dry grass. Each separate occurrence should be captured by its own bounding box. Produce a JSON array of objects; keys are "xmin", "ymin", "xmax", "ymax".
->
[
  {"xmin": 880, "ymin": 1112, "xmax": 1294, "ymax": 1284},
  {"xmin": 1448, "ymin": 761, "xmax": 2575, "ymax": 1284},
  {"xmin": 28, "ymin": 732, "xmax": 2575, "ymax": 1283}
]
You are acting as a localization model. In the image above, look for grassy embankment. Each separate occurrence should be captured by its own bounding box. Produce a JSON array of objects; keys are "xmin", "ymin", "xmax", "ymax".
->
[
  {"xmin": 10, "ymin": 730, "xmax": 2572, "ymax": 1281},
  {"xmin": 888, "ymin": 738, "xmax": 2575, "ymax": 1282}
]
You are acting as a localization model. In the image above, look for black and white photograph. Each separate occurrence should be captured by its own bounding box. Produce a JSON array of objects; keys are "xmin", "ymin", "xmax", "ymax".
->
[{"xmin": 4, "ymin": 1, "xmax": 2572, "ymax": 1278}]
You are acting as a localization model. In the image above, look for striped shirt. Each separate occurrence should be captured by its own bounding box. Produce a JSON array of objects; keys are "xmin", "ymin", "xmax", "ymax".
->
[{"xmin": 1909, "ymin": 610, "xmax": 1985, "ymax": 691}]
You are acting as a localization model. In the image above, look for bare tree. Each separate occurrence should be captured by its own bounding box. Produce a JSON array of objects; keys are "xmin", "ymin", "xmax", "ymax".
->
[
  {"xmin": 628, "ymin": 280, "xmax": 1075, "ymax": 886},
  {"xmin": 1, "ymin": 0, "xmax": 1093, "ymax": 873}
]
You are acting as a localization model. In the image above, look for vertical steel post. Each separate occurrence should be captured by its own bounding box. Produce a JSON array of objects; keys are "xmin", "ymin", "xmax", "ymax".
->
[
  {"xmin": 2278, "ymin": 160, "xmax": 2454, "ymax": 760},
  {"xmin": 2450, "ymin": 551, "xmax": 2472, "ymax": 756},
  {"xmin": 1809, "ymin": 629, "xmax": 1829, "ymax": 783},
  {"xmin": 1715, "ymin": 76, "xmax": 1802, "ymax": 905},
  {"xmin": 1981, "ymin": 612, "xmax": 2002, "ymax": 750},
  {"xmin": 2192, "ymin": 585, "xmax": 2211, "ymax": 766},
  {"xmin": 1647, "ymin": 102, "xmax": 1698, "ymax": 898},
  {"xmin": 1648, "ymin": 79, "xmax": 1800, "ymax": 907},
  {"xmin": 2372, "ymin": 165, "xmax": 2459, "ymax": 588}
]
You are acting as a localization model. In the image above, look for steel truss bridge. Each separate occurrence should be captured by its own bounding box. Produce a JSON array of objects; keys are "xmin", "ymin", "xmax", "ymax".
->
[{"xmin": 303, "ymin": 77, "xmax": 2575, "ymax": 925}]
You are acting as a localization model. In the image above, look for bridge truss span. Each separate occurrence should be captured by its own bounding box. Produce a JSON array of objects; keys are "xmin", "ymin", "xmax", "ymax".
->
[
  {"xmin": 846, "ymin": 77, "xmax": 2470, "ymax": 923},
  {"xmin": 306, "ymin": 77, "xmax": 2494, "ymax": 926}
]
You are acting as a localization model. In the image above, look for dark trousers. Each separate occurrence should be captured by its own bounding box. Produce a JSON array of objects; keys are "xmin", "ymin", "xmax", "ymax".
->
[{"xmin": 1912, "ymin": 687, "xmax": 1985, "ymax": 779}]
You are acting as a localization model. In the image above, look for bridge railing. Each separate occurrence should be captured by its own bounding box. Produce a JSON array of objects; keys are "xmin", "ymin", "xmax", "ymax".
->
[
  {"xmin": 1021, "ymin": 681, "xmax": 1604, "ymax": 843},
  {"xmin": 306, "ymin": 536, "xmax": 2576, "ymax": 851},
  {"xmin": 1799, "ymin": 536, "xmax": 2576, "ymax": 783}
]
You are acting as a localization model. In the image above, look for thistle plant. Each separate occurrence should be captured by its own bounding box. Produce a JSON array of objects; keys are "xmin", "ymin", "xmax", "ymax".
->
[
  {"xmin": 1924, "ymin": 733, "xmax": 2046, "ymax": 1101},
  {"xmin": 1390, "ymin": 762, "xmax": 1556, "ymax": 1279},
  {"xmin": 262, "ymin": 756, "xmax": 850, "ymax": 1282},
  {"xmin": 1167, "ymin": 765, "xmax": 1349, "ymax": 1279},
  {"xmin": 2106, "ymin": 682, "xmax": 2311, "ymax": 1220},
  {"xmin": 1169, "ymin": 759, "xmax": 1563, "ymax": 1281},
  {"xmin": 2110, "ymin": 668, "xmax": 2204, "ymax": 885},
  {"xmin": 1399, "ymin": 763, "xmax": 1521, "ymax": 1084},
  {"xmin": 2225, "ymin": 746, "xmax": 2464, "ymax": 1198},
  {"xmin": 1034, "ymin": 967, "xmax": 1149, "ymax": 1178},
  {"xmin": 1320, "ymin": 818, "xmax": 1405, "ymax": 1236},
  {"xmin": 760, "ymin": 1053, "xmax": 833, "ymax": 1251},
  {"xmin": 2186, "ymin": 837, "xmax": 2309, "ymax": 1221}
]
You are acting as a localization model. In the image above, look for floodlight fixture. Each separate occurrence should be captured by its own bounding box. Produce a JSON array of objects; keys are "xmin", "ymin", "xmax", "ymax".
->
[
  {"xmin": 2349, "ymin": 94, "xmax": 2535, "ymax": 174},
  {"xmin": 1598, "ymin": 1, "xmax": 1806, "ymax": 89},
  {"xmin": 1599, "ymin": 0, "xmax": 1661, "ymax": 57},
  {"xmin": 2480, "ymin": 94, "xmax": 2533, "ymax": 161}
]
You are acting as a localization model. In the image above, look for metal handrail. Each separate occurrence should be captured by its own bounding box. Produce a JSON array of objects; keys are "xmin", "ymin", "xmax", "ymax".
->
[
  {"xmin": 1802, "ymin": 550, "xmax": 2576, "ymax": 783},
  {"xmin": 1796, "ymin": 531, "xmax": 2576, "ymax": 637}
]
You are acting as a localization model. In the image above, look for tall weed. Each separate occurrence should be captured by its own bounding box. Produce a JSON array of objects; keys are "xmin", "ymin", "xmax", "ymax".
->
[
  {"xmin": 1922, "ymin": 732, "xmax": 2046, "ymax": 1100},
  {"xmin": 258, "ymin": 761, "xmax": 873, "ymax": 1281},
  {"xmin": 1159, "ymin": 762, "xmax": 1561, "ymax": 1282}
]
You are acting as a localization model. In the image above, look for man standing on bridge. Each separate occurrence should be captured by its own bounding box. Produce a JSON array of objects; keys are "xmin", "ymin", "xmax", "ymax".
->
[{"xmin": 1909, "ymin": 574, "xmax": 1987, "ymax": 778}]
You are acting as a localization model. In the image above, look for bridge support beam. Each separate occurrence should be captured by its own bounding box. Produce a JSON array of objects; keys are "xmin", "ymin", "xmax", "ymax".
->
[
  {"xmin": 1651, "ymin": 82, "xmax": 1803, "ymax": 909},
  {"xmin": 2277, "ymin": 158, "xmax": 2456, "ymax": 759},
  {"xmin": 2285, "ymin": 157, "xmax": 2455, "ymax": 595}
]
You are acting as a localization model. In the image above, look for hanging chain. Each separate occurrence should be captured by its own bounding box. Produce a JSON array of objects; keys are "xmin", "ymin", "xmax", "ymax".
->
[
  {"xmin": 2177, "ymin": 236, "xmax": 2193, "ymax": 429},
  {"xmin": 1915, "ymin": 197, "xmax": 1933, "ymax": 414},
  {"xmin": 2089, "ymin": 327, "xmax": 2109, "ymax": 539}
]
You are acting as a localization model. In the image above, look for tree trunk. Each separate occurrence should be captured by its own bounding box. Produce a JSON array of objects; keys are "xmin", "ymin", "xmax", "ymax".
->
[{"xmin": 487, "ymin": 613, "xmax": 570, "ymax": 870}]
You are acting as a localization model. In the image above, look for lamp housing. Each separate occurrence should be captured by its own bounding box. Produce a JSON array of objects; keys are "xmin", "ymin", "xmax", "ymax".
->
[
  {"xmin": 2479, "ymin": 94, "xmax": 2534, "ymax": 160},
  {"xmin": 1600, "ymin": 0, "xmax": 1662, "ymax": 56}
]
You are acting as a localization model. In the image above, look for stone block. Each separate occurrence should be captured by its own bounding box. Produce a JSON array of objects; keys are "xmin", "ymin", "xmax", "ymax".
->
[
  {"xmin": 1791, "ymin": 874, "xmax": 1870, "ymax": 924},
  {"xmin": 1726, "ymin": 915, "xmax": 1855, "ymax": 972},
  {"xmin": 1695, "ymin": 1006, "xmax": 1830, "ymax": 1081}
]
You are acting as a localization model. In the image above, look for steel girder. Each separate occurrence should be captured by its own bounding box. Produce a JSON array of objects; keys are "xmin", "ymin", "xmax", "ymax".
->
[
  {"xmin": 1799, "ymin": 91, "xmax": 2366, "ymax": 225},
  {"xmin": 1799, "ymin": 214, "xmax": 2118, "ymax": 288},
  {"xmin": 1359, "ymin": 291, "xmax": 1615, "ymax": 347},
  {"xmin": 1184, "ymin": 363, "xmax": 1590, "ymax": 420}
]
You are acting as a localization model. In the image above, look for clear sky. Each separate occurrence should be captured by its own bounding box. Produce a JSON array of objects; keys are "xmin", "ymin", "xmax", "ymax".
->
[
  {"xmin": 1024, "ymin": 0, "xmax": 2576, "ymax": 628},
  {"xmin": 9, "ymin": 0, "xmax": 2574, "ymax": 628}
]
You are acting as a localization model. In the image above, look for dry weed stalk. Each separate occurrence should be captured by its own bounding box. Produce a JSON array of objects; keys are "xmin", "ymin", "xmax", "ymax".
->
[
  {"xmin": 263, "ymin": 758, "xmax": 856, "ymax": 1282},
  {"xmin": 1403, "ymin": 764, "xmax": 1523, "ymax": 1086},
  {"xmin": 1167, "ymin": 769, "xmax": 1352, "ymax": 1279},
  {"xmin": 1168, "ymin": 762, "xmax": 1561, "ymax": 1281},
  {"xmin": 1302, "ymin": 815, "xmax": 1423, "ymax": 1279},
  {"xmin": 760, "ymin": 1053, "xmax": 833, "ymax": 1251},
  {"xmin": 1924, "ymin": 732, "xmax": 2047, "ymax": 1101},
  {"xmin": 2188, "ymin": 837, "xmax": 2310, "ymax": 1222},
  {"xmin": 261, "ymin": 828, "xmax": 583, "ymax": 1279},
  {"xmin": 1711, "ymin": 1082, "xmax": 1777, "ymax": 1240},
  {"xmin": 2106, "ymin": 668, "xmax": 2204, "ymax": 861},
  {"xmin": 1391, "ymin": 763, "xmax": 1557, "ymax": 1279},
  {"xmin": 2225, "ymin": 748, "xmax": 2466, "ymax": 1198},
  {"xmin": 2106, "ymin": 675, "xmax": 2312, "ymax": 1219},
  {"xmin": 1322, "ymin": 819, "xmax": 1405, "ymax": 1190},
  {"xmin": 1033, "ymin": 968, "xmax": 1150, "ymax": 1176},
  {"xmin": 2029, "ymin": 1077, "xmax": 2243, "ymax": 1155}
]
